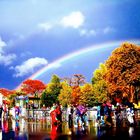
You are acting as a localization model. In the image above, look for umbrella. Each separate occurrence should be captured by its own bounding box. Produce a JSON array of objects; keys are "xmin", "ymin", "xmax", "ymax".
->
[{"xmin": 77, "ymin": 104, "xmax": 86, "ymax": 115}]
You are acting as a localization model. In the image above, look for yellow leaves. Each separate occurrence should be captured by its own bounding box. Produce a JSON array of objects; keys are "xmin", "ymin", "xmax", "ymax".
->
[
  {"xmin": 79, "ymin": 83, "xmax": 94, "ymax": 105},
  {"xmin": 81, "ymin": 83, "xmax": 93, "ymax": 93},
  {"xmin": 103, "ymin": 42, "xmax": 140, "ymax": 103},
  {"xmin": 58, "ymin": 81, "xmax": 72, "ymax": 106}
]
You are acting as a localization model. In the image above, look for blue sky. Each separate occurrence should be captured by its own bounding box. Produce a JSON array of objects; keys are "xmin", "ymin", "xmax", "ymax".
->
[{"xmin": 0, "ymin": 0, "xmax": 140, "ymax": 89}]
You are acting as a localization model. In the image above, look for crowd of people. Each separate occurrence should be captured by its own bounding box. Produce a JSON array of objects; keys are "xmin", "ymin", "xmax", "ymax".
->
[
  {"xmin": 96, "ymin": 101, "xmax": 136, "ymax": 128},
  {"xmin": 49, "ymin": 101, "xmax": 138, "ymax": 129},
  {"xmin": 0, "ymin": 100, "xmax": 138, "ymax": 131}
]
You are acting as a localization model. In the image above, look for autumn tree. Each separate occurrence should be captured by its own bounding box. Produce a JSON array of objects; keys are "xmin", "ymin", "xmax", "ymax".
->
[
  {"xmin": 58, "ymin": 81, "xmax": 72, "ymax": 106},
  {"xmin": 104, "ymin": 42, "xmax": 140, "ymax": 103},
  {"xmin": 80, "ymin": 83, "xmax": 95, "ymax": 106},
  {"xmin": 92, "ymin": 63, "xmax": 108, "ymax": 103},
  {"xmin": 0, "ymin": 88, "xmax": 16, "ymax": 107},
  {"xmin": 20, "ymin": 79, "xmax": 46, "ymax": 97},
  {"xmin": 0, "ymin": 88, "xmax": 13, "ymax": 97},
  {"xmin": 71, "ymin": 74, "xmax": 86, "ymax": 86},
  {"xmin": 62, "ymin": 74, "xmax": 86, "ymax": 86},
  {"xmin": 71, "ymin": 86, "xmax": 81, "ymax": 105}
]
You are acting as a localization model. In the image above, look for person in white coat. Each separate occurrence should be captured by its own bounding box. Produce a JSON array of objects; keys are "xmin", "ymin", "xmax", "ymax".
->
[{"xmin": 126, "ymin": 105, "xmax": 134, "ymax": 126}]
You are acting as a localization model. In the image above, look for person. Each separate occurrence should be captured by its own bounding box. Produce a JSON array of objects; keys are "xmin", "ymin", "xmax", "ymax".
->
[
  {"xmin": 74, "ymin": 104, "xmax": 87, "ymax": 127},
  {"xmin": 14, "ymin": 105, "xmax": 21, "ymax": 121},
  {"xmin": 0, "ymin": 104, "xmax": 3, "ymax": 120},
  {"xmin": 55, "ymin": 103, "xmax": 62, "ymax": 123},
  {"xmin": 115, "ymin": 104, "xmax": 122, "ymax": 127},
  {"xmin": 41, "ymin": 104, "xmax": 46, "ymax": 120},
  {"xmin": 3, "ymin": 104, "xmax": 8, "ymax": 119},
  {"xmin": 73, "ymin": 106, "xmax": 81, "ymax": 127},
  {"xmin": 42, "ymin": 104, "xmax": 46, "ymax": 110},
  {"xmin": 21, "ymin": 105, "xmax": 27, "ymax": 119},
  {"xmin": 126, "ymin": 105, "xmax": 134, "ymax": 126},
  {"xmin": 67, "ymin": 105, "xmax": 74, "ymax": 127},
  {"xmin": 79, "ymin": 104, "xmax": 87, "ymax": 125},
  {"xmin": 50, "ymin": 104, "xmax": 58, "ymax": 125},
  {"xmin": 97, "ymin": 105, "xmax": 101, "ymax": 126},
  {"xmin": 103, "ymin": 103, "xmax": 112, "ymax": 127},
  {"xmin": 20, "ymin": 105, "xmax": 27, "ymax": 130}
]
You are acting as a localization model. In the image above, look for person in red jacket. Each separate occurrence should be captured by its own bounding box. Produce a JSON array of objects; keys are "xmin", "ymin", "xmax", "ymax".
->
[
  {"xmin": 55, "ymin": 103, "xmax": 62, "ymax": 123},
  {"xmin": 50, "ymin": 104, "xmax": 58, "ymax": 125}
]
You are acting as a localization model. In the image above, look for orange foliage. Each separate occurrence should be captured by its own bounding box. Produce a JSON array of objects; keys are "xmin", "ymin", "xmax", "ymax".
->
[
  {"xmin": 0, "ymin": 88, "xmax": 15, "ymax": 97},
  {"xmin": 104, "ymin": 42, "xmax": 140, "ymax": 102},
  {"xmin": 71, "ymin": 86, "xmax": 81, "ymax": 104},
  {"xmin": 21, "ymin": 79, "xmax": 46, "ymax": 95}
]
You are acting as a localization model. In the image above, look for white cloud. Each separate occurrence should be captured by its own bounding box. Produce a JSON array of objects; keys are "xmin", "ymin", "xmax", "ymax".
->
[
  {"xmin": 103, "ymin": 26, "xmax": 115, "ymax": 34},
  {"xmin": 80, "ymin": 29, "xmax": 97, "ymax": 36},
  {"xmin": 0, "ymin": 37, "xmax": 6, "ymax": 53},
  {"xmin": 13, "ymin": 57, "xmax": 48, "ymax": 77},
  {"xmin": 0, "ymin": 54, "xmax": 16, "ymax": 66},
  {"xmin": 0, "ymin": 36, "xmax": 16, "ymax": 65},
  {"xmin": 38, "ymin": 22, "xmax": 53, "ymax": 31},
  {"xmin": 60, "ymin": 11, "xmax": 85, "ymax": 28}
]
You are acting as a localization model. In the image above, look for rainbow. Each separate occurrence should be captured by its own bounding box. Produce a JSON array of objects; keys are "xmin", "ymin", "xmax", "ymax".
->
[
  {"xmin": 30, "ymin": 39, "xmax": 140, "ymax": 79},
  {"xmin": 16, "ymin": 39, "xmax": 140, "ymax": 89}
]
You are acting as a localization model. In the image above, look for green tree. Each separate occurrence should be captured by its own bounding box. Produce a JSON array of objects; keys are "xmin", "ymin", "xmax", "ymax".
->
[
  {"xmin": 40, "ymin": 91, "xmax": 47, "ymax": 107},
  {"xmin": 42, "ymin": 74, "xmax": 61, "ymax": 106},
  {"xmin": 51, "ymin": 74, "xmax": 60, "ymax": 84}
]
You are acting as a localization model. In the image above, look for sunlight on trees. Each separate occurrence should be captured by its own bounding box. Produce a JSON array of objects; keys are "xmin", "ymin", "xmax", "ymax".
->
[{"xmin": 104, "ymin": 42, "xmax": 140, "ymax": 103}]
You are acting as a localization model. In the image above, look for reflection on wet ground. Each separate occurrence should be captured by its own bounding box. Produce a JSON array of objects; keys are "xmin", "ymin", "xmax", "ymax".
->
[{"xmin": 0, "ymin": 119, "xmax": 140, "ymax": 140}]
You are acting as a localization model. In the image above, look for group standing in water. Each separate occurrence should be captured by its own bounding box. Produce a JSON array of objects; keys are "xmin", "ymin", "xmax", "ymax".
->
[{"xmin": 96, "ymin": 101, "xmax": 136, "ymax": 128}]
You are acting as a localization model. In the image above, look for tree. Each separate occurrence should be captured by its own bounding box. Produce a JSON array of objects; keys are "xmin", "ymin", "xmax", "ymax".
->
[
  {"xmin": 0, "ymin": 88, "xmax": 15, "ymax": 107},
  {"xmin": 43, "ymin": 83, "xmax": 60, "ymax": 106},
  {"xmin": 61, "ymin": 74, "xmax": 86, "ymax": 86},
  {"xmin": 51, "ymin": 74, "xmax": 61, "ymax": 84},
  {"xmin": 0, "ymin": 88, "xmax": 14, "ymax": 97},
  {"xmin": 80, "ymin": 83, "xmax": 95, "ymax": 106},
  {"xmin": 58, "ymin": 81, "xmax": 72, "ymax": 106},
  {"xmin": 71, "ymin": 74, "xmax": 86, "ymax": 86},
  {"xmin": 92, "ymin": 63, "xmax": 107, "ymax": 84},
  {"xmin": 92, "ymin": 63, "xmax": 108, "ymax": 103},
  {"xmin": 42, "ymin": 75, "xmax": 61, "ymax": 106},
  {"xmin": 71, "ymin": 86, "xmax": 81, "ymax": 105},
  {"xmin": 40, "ymin": 91, "xmax": 47, "ymax": 107},
  {"xmin": 48, "ymin": 74, "xmax": 61, "ymax": 96},
  {"xmin": 93, "ymin": 80, "xmax": 108, "ymax": 103},
  {"xmin": 20, "ymin": 79, "xmax": 46, "ymax": 97},
  {"xmin": 104, "ymin": 42, "xmax": 140, "ymax": 103},
  {"xmin": 7, "ymin": 90, "xmax": 17, "ymax": 107}
]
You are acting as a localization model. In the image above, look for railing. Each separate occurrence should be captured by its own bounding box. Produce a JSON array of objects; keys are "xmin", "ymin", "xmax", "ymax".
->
[
  {"xmin": 26, "ymin": 109, "xmax": 50, "ymax": 121},
  {"xmin": 26, "ymin": 108, "xmax": 140, "ymax": 122},
  {"xmin": 26, "ymin": 108, "xmax": 96, "ymax": 121}
]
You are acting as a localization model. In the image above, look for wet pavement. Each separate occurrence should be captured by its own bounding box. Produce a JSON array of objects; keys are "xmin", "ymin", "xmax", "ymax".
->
[{"xmin": 0, "ymin": 119, "xmax": 140, "ymax": 140}]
